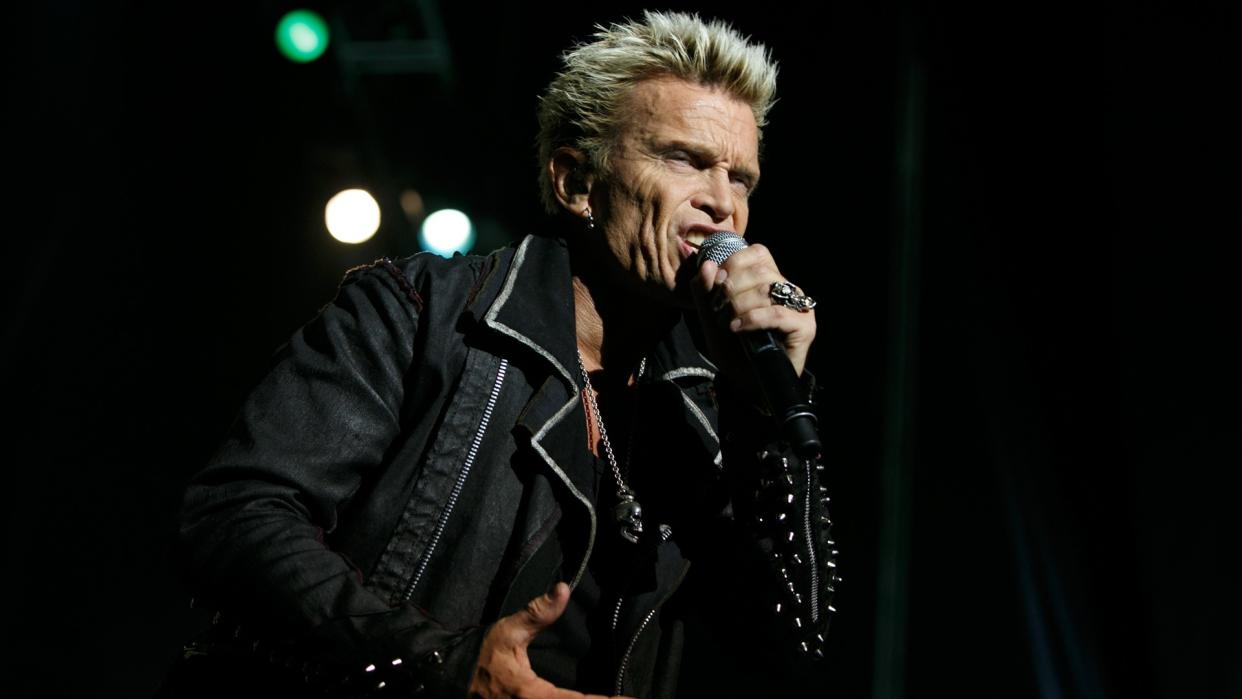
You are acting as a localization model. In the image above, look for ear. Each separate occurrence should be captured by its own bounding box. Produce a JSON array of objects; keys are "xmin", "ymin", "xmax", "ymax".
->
[{"xmin": 549, "ymin": 147, "xmax": 595, "ymax": 217}]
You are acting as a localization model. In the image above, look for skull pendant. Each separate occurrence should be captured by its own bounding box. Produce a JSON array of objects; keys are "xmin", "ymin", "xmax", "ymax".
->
[{"xmin": 613, "ymin": 492, "xmax": 644, "ymax": 544}]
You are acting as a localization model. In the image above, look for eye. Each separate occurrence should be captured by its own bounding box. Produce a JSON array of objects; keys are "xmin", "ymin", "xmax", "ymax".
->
[
  {"xmin": 665, "ymin": 150, "xmax": 695, "ymax": 166},
  {"xmin": 730, "ymin": 174, "xmax": 753, "ymax": 196}
]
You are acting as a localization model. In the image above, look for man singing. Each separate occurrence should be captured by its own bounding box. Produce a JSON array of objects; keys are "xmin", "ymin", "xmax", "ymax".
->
[{"xmin": 175, "ymin": 11, "xmax": 837, "ymax": 698}]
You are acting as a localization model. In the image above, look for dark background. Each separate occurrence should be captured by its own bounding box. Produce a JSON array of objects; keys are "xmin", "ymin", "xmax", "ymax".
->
[{"xmin": 3, "ymin": 1, "xmax": 1238, "ymax": 697}]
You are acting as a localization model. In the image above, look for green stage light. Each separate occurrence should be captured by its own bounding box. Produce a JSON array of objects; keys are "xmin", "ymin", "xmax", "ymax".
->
[{"xmin": 275, "ymin": 10, "xmax": 329, "ymax": 63}]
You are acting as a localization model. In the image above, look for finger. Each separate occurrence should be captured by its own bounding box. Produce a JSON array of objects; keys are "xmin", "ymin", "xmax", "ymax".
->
[
  {"xmin": 534, "ymin": 682, "xmax": 636, "ymax": 699},
  {"xmin": 717, "ymin": 280, "xmax": 790, "ymax": 317},
  {"xmin": 718, "ymin": 244, "xmax": 781, "ymax": 288},
  {"xmin": 691, "ymin": 260, "xmax": 727, "ymax": 317},
  {"xmin": 695, "ymin": 260, "xmax": 721, "ymax": 294},
  {"xmin": 511, "ymin": 582, "xmax": 571, "ymax": 645},
  {"xmin": 729, "ymin": 304, "xmax": 816, "ymax": 337},
  {"xmin": 504, "ymin": 668, "xmax": 636, "ymax": 699}
]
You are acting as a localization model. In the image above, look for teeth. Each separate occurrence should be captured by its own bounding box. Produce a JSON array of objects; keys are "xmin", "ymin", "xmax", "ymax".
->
[{"xmin": 685, "ymin": 232, "xmax": 708, "ymax": 246}]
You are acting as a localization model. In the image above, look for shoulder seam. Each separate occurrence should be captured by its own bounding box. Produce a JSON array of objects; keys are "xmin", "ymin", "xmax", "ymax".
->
[{"xmin": 362, "ymin": 258, "xmax": 425, "ymax": 313}]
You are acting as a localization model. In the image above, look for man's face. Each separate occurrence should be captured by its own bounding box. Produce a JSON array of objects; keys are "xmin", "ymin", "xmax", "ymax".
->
[{"xmin": 589, "ymin": 76, "xmax": 761, "ymax": 306}]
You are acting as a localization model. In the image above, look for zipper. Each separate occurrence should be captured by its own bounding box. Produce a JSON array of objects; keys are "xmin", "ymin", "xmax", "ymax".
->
[
  {"xmin": 803, "ymin": 455, "xmax": 820, "ymax": 623},
  {"xmin": 611, "ymin": 598, "xmax": 624, "ymax": 632},
  {"xmin": 613, "ymin": 524, "xmax": 675, "ymax": 695},
  {"xmin": 615, "ymin": 609, "xmax": 658, "ymax": 695},
  {"xmin": 402, "ymin": 358, "xmax": 509, "ymax": 602}
]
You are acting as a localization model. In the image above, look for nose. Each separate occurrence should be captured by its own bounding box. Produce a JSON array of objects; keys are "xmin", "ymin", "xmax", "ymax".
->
[{"xmin": 691, "ymin": 167, "xmax": 736, "ymax": 224}]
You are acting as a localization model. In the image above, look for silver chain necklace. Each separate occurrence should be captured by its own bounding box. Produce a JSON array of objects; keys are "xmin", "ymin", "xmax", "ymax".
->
[{"xmin": 576, "ymin": 350, "xmax": 646, "ymax": 544}]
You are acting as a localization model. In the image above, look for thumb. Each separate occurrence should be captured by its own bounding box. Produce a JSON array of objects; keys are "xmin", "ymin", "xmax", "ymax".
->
[
  {"xmin": 693, "ymin": 260, "xmax": 720, "ymax": 301},
  {"xmin": 512, "ymin": 582, "xmax": 570, "ymax": 645}
]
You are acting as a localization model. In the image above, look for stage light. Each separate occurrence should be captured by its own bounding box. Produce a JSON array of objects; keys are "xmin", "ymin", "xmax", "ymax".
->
[
  {"xmin": 275, "ymin": 10, "xmax": 330, "ymax": 63},
  {"xmin": 420, "ymin": 209, "xmax": 475, "ymax": 257},
  {"xmin": 399, "ymin": 189, "xmax": 425, "ymax": 220},
  {"xmin": 325, "ymin": 189, "xmax": 381, "ymax": 244}
]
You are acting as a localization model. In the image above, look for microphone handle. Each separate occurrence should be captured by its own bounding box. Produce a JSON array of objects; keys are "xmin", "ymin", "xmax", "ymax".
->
[{"xmin": 741, "ymin": 330, "xmax": 822, "ymax": 459}]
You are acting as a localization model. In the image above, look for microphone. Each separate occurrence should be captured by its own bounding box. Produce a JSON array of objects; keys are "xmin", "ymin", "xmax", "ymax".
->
[{"xmin": 697, "ymin": 231, "xmax": 821, "ymax": 458}]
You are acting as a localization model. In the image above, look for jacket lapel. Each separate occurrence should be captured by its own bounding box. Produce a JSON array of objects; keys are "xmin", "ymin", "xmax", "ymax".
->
[{"xmin": 474, "ymin": 235, "xmax": 599, "ymax": 587}]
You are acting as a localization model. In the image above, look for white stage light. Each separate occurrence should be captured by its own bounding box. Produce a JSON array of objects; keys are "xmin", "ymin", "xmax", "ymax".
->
[{"xmin": 325, "ymin": 189, "xmax": 381, "ymax": 244}]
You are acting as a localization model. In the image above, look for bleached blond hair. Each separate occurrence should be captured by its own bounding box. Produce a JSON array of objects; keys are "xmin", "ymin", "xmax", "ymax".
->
[{"xmin": 536, "ymin": 11, "xmax": 778, "ymax": 213}]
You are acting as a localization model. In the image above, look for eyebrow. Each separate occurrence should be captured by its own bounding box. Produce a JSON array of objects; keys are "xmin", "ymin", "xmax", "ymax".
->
[{"xmin": 658, "ymin": 139, "xmax": 762, "ymax": 189}]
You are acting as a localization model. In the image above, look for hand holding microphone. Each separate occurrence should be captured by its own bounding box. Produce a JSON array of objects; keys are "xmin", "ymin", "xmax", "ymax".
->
[{"xmin": 690, "ymin": 232, "xmax": 821, "ymax": 457}]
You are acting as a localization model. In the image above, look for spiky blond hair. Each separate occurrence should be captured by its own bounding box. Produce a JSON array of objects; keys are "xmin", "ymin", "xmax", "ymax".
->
[{"xmin": 536, "ymin": 11, "xmax": 778, "ymax": 213}]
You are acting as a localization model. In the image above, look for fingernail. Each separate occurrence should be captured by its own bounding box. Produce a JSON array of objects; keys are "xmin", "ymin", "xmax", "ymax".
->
[
  {"xmin": 729, "ymin": 318, "xmax": 742, "ymax": 331},
  {"xmin": 715, "ymin": 269, "xmax": 727, "ymax": 285}
]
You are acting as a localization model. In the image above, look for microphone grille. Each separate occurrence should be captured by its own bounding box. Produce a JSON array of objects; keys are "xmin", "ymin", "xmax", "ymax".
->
[{"xmin": 697, "ymin": 231, "xmax": 747, "ymax": 266}]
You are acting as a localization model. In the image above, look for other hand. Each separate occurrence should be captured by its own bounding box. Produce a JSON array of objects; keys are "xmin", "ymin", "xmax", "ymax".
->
[{"xmin": 469, "ymin": 582, "xmax": 634, "ymax": 699}]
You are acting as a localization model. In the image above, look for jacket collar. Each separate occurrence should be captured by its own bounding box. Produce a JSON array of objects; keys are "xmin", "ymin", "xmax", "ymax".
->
[
  {"xmin": 478, "ymin": 234, "xmax": 580, "ymax": 388},
  {"xmin": 476, "ymin": 233, "xmax": 718, "ymax": 390}
]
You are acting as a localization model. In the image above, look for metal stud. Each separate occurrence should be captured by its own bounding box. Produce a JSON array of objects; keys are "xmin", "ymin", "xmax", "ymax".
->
[
  {"xmin": 799, "ymin": 641, "xmax": 810, "ymax": 653},
  {"xmin": 793, "ymin": 616, "xmax": 803, "ymax": 629},
  {"xmin": 775, "ymin": 602, "xmax": 783, "ymax": 613}
]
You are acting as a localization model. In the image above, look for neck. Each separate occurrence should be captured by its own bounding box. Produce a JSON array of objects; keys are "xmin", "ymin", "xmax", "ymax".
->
[{"xmin": 572, "ymin": 274, "xmax": 677, "ymax": 386}]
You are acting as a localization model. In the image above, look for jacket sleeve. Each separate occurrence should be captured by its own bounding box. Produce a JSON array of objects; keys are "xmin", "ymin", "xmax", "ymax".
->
[
  {"xmin": 712, "ymin": 370, "xmax": 837, "ymax": 664},
  {"xmin": 179, "ymin": 262, "xmax": 483, "ymax": 696}
]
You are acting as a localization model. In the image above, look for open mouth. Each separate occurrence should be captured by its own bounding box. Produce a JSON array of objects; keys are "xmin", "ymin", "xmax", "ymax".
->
[{"xmin": 677, "ymin": 227, "xmax": 716, "ymax": 259}]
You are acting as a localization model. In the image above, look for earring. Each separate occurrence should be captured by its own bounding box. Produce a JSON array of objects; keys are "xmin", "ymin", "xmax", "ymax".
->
[{"xmin": 585, "ymin": 208, "xmax": 596, "ymax": 230}]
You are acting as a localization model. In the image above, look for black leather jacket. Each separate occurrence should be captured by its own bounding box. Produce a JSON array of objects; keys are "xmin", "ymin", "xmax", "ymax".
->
[{"xmin": 180, "ymin": 234, "xmax": 837, "ymax": 697}]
